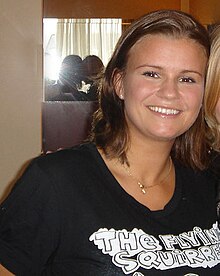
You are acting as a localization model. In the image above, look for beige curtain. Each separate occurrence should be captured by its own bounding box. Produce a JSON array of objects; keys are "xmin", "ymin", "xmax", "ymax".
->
[{"xmin": 56, "ymin": 18, "xmax": 122, "ymax": 65}]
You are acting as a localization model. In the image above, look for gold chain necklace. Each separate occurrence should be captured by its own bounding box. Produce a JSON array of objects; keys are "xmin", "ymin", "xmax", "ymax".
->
[{"xmin": 122, "ymin": 157, "xmax": 173, "ymax": 194}]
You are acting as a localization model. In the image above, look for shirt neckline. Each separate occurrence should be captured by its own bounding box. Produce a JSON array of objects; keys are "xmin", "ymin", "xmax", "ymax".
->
[{"xmin": 86, "ymin": 143, "xmax": 183, "ymax": 218}]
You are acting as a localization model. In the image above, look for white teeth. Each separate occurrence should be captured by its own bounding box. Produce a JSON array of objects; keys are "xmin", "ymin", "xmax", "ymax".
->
[{"xmin": 149, "ymin": 106, "xmax": 180, "ymax": 115}]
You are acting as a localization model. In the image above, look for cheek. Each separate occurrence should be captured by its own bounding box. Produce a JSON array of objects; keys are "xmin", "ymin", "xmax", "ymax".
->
[
  {"xmin": 193, "ymin": 86, "xmax": 204, "ymax": 105},
  {"xmin": 124, "ymin": 83, "xmax": 155, "ymax": 103},
  {"xmin": 185, "ymin": 90, "xmax": 203, "ymax": 112}
]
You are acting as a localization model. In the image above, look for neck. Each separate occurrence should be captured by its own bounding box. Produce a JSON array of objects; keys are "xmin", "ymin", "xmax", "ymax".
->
[{"xmin": 124, "ymin": 139, "xmax": 174, "ymax": 184}]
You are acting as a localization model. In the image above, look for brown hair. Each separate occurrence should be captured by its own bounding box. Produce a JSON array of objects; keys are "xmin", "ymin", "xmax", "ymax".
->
[{"xmin": 90, "ymin": 10, "xmax": 210, "ymax": 169}]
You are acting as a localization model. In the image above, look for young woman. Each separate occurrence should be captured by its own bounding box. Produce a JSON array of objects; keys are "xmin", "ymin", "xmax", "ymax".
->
[
  {"xmin": 205, "ymin": 24, "xmax": 220, "ymax": 178},
  {"xmin": 0, "ymin": 10, "xmax": 219, "ymax": 275}
]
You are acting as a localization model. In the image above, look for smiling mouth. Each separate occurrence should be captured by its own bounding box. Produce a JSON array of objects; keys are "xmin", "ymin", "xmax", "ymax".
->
[{"xmin": 148, "ymin": 106, "xmax": 180, "ymax": 115}]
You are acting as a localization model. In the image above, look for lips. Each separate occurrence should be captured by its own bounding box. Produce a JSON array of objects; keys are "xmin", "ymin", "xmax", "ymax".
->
[{"xmin": 148, "ymin": 106, "xmax": 180, "ymax": 115}]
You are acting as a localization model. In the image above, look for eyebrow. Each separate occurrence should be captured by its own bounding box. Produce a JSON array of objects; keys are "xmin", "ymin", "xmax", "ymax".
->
[
  {"xmin": 136, "ymin": 64, "xmax": 162, "ymax": 70},
  {"xmin": 136, "ymin": 64, "xmax": 203, "ymax": 77},
  {"xmin": 181, "ymin": 69, "xmax": 203, "ymax": 77}
]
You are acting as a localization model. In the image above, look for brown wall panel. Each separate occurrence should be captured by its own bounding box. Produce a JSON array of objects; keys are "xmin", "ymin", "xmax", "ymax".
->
[
  {"xmin": 190, "ymin": 0, "xmax": 220, "ymax": 25},
  {"xmin": 42, "ymin": 102, "xmax": 98, "ymax": 152},
  {"xmin": 43, "ymin": 0, "xmax": 181, "ymax": 19},
  {"xmin": 43, "ymin": 0, "xmax": 219, "ymax": 25}
]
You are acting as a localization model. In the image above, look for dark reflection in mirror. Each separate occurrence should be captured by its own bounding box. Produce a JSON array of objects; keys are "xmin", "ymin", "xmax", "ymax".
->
[
  {"xmin": 43, "ymin": 18, "xmax": 124, "ymax": 101},
  {"xmin": 45, "ymin": 54, "xmax": 104, "ymax": 101}
]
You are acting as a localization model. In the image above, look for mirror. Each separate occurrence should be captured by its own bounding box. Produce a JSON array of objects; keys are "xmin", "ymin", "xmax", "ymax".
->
[
  {"xmin": 43, "ymin": 18, "xmax": 125, "ymax": 102},
  {"xmin": 42, "ymin": 18, "xmax": 133, "ymax": 152}
]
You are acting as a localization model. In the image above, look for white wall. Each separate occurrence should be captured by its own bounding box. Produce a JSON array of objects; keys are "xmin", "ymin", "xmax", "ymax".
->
[{"xmin": 0, "ymin": 0, "xmax": 42, "ymax": 200}]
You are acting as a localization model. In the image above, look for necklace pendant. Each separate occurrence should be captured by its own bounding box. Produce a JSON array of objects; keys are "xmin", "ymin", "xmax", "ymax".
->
[
  {"xmin": 138, "ymin": 181, "xmax": 146, "ymax": 194},
  {"xmin": 122, "ymin": 156, "xmax": 172, "ymax": 196}
]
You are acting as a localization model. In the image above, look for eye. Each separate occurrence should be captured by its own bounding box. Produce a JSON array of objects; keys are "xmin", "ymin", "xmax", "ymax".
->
[
  {"xmin": 143, "ymin": 71, "xmax": 159, "ymax": 78},
  {"xmin": 179, "ymin": 77, "xmax": 196, "ymax": 83}
]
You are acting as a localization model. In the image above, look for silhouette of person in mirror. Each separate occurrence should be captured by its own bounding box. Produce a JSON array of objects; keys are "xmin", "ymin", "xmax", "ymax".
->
[
  {"xmin": 83, "ymin": 55, "xmax": 104, "ymax": 79},
  {"xmin": 81, "ymin": 55, "xmax": 104, "ymax": 101},
  {"xmin": 45, "ymin": 54, "xmax": 94, "ymax": 101}
]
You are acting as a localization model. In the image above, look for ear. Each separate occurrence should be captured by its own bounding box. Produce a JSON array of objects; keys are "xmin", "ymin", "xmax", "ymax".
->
[{"xmin": 113, "ymin": 71, "xmax": 124, "ymax": 100}]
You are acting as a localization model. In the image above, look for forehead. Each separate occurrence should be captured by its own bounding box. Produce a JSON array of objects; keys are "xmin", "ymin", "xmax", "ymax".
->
[
  {"xmin": 126, "ymin": 34, "xmax": 207, "ymax": 69},
  {"xmin": 131, "ymin": 33, "xmax": 205, "ymax": 53}
]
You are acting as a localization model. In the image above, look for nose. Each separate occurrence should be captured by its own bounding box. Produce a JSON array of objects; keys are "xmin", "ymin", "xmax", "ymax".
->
[{"xmin": 155, "ymin": 78, "xmax": 180, "ymax": 100}]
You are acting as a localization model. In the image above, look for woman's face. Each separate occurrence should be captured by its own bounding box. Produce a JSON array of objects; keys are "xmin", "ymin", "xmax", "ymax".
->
[
  {"xmin": 116, "ymin": 34, "xmax": 207, "ymax": 143},
  {"xmin": 215, "ymin": 97, "xmax": 220, "ymax": 124}
]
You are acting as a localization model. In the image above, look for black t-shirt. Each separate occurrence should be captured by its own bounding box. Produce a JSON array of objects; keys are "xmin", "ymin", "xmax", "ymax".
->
[
  {"xmin": 0, "ymin": 143, "xmax": 219, "ymax": 275},
  {"xmin": 209, "ymin": 151, "xmax": 220, "ymax": 179}
]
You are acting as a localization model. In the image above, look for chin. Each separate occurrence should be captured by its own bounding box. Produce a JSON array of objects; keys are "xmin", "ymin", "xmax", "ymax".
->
[
  {"xmin": 157, "ymin": 125, "xmax": 191, "ymax": 140},
  {"xmin": 150, "ymin": 134, "xmax": 176, "ymax": 142}
]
